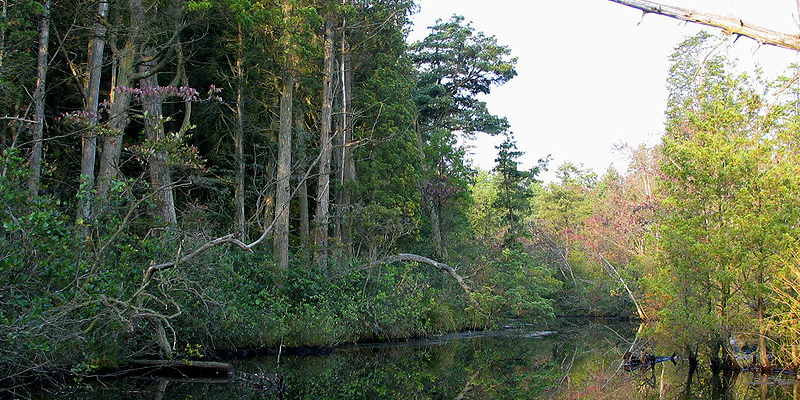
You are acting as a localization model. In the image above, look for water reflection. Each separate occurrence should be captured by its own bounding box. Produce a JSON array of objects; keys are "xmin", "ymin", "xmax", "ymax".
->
[{"xmin": 31, "ymin": 320, "xmax": 800, "ymax": 400}]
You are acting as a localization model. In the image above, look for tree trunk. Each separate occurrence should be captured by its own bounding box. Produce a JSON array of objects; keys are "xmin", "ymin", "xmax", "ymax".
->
[
  {"xmin": 339, "ymin": 22, "xmax": 354, "ymax": 254},
  {"xmin": 140, "ymin": 57, "xmax": 177, "ymax": 226},
  {"xmin": 234, "ymin": 24, "xmax": 246, "ymax": 239},
  {"xmin": 97, "ymin": 0, "xmax": 144, "ymax": 201},
  {"xmin": 414, "ymin": 123, "xmax": 445, "ymax": 260},
  {"xmin": 274, "ymin": 70, "xmax": 293, "ymax": 269},
  {"xmin": 758, "ymin": 292, "xmax": 769, "ymax": 368},
  {"xmin": 313, "ymin": 19, "xmax": 335, "ymax": 267},
  {"xmin": 27, "ymin": 0, "xmax": 50, "ymax": 197},
  {"xmin": 97, "ymin": 44, "xmax": 135, "ymax": 201},
  {"xmin": 0, "ymin": 0, "xmax": 6, "ymax": 70},
  {"xmin": 607, "ymin": 0, "xmax": 800, "ymax": 52},
  {"xmin": 76, "ymin": 0, "xmax": 110, "ymax": 230},
  {"xmin": 294, "ymin": 110, "xmax": 309, "ymax": 244}
]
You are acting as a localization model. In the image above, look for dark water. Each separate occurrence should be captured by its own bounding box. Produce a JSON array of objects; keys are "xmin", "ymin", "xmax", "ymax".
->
[{"xmin": 24, "ymin": 320, "xmax": 800, "ymax": 400}]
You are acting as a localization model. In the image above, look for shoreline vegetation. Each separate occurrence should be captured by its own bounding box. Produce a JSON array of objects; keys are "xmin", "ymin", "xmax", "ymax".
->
[{"xmin": 3, "ymin": 0, "xmax": 800, "ymax": 395}]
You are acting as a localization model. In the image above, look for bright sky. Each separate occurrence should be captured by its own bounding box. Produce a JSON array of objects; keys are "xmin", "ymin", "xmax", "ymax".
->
[{"xmin": 408, "ymin": 0, "xmax": 800, "ymax": 182}]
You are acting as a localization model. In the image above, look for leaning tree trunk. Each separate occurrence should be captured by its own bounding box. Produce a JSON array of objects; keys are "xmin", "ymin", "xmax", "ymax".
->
[
  {"xmin": 27, "ymin": 0, "xmax": 50, "ymax": 197},
  {"xmin": 76, "ymin": 0, "xmax": 110, "ymax": 231},
  {"xmin": 313, "ymin": 18, "xmax": 335, "ymax": 267},
  {"xmin": 374, "ymin": 253, "xmax": 478, "ymax": 307},
  {"xmin": 140, "ymin": 56, "xmax": 177, "ymax": 226}
]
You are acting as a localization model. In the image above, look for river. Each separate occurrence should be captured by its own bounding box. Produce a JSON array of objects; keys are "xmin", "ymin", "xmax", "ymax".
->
[{"xmin": 24, "ymin": 319, "xmax": 800, "ymax": 399}]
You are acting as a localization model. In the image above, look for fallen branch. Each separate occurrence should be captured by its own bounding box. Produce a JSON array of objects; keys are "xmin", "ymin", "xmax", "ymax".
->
[
  {"xmin": 126, "ymin": 359, "xmax": 233, "ymax": 379},
  {"xmin": 608, "ymin": 0, "xmax": 800, "ymax": 51},
  {"xmin": 375, "ymin": 253, "xmax": 479, "ymax": 307}
]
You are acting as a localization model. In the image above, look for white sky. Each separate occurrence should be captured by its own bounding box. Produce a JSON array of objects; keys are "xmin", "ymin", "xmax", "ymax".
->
[{"xmin": 408, "ymin": 0, "xmax": 800, "ymax": 182}]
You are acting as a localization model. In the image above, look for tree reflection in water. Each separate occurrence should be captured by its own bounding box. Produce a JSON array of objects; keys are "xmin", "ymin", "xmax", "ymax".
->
[{"xmin": 28, "ymin": 320, "xmax": 800, "ymax": 400}]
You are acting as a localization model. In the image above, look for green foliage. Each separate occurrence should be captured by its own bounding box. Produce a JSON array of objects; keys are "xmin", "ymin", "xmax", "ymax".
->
[
  {"xmin": 0, "ymin": 0, "xmax": 580, "ymax": 386},
  {"xmin": 470, "ymin": 249, "xmax": 559, "ymax": 327},
  {"xmin": 649, "ymin": 32, "xmax": 800, "ymax": 360},
  {"xmin": 468, "ymin": 170, "xmax": 502, "ymax": 242},
  {"xmin": 411, "ymin": 14, "xmax": 516, "ymax": 136},
  {"xmin": 492, "ymin": 134, "xmax": 545, "ymax": 243}
]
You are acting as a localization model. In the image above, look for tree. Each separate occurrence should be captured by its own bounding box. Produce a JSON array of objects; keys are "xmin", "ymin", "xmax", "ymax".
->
[
  {"xmin": 491, "ymin": 134, "xmax": 542, "ymax": 244},
  {"xmin": 27, "ymin": 0, "xmax": 50, "ymax": 197},
  {"xmin": 76, "ymin": 0, "xmax": 110, "ymax": 231},
  {"xmin": 652, "ymin": 33, "xmax": 800, "ymax": 367},
  {"xmin": 313, "ymin": 17, "xmax": 335, "ymax": 267},
  {"xmin": 411, "ymin": 14, "xmax": 517, "ymax": 259},
  {"xmin": 467, "ymin": 170, "xmax": 502, "ymax": 244},
  {"xmin": 345, "ymin": 0, "xmax": 419, "ymax": 261},
  {"xmin": 95, "ymin": 0, "xmax": 143, "ymax": 203}
]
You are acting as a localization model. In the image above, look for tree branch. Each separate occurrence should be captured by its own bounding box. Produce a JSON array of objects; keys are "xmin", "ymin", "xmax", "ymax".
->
[
  {"xmin": 597, "ymin": 253, "xmax": 648, "ymax": 320},
  {"xmin": 375, "ymin": 253, "xmax": 479, "ymax": 307},
  {"xmin": 608, "ymin": 0, "xmax": 800, "ymax": 51},
  {"xmin": 141, "ymin": 129, "xmax": 337, "ymax": 282}
]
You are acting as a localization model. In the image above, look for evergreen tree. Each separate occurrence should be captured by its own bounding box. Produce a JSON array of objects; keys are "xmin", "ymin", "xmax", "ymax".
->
[
  {"xmin": 410, "ymin": 14, "xmax": 517, "ymax": 259},
  {"xmin": 491, "ymin": 133, "xmax": 541, "ymax": 245}
]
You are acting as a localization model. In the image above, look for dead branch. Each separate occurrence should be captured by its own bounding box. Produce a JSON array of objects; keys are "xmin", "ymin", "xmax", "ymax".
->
[
  {"xmin": 141, "ymin": 130, "xmax": 337, "ymax": 283},
  {"xmin": 608, "ymin": 0, "xmax": 800, "ymax": 51},
  {"xmin": 375, "ymin": 253, "xmax": 479, "ymax": 307},
  {"xmin": 597, "ymin": 253, "xmax": 648, "ymax": 320}
]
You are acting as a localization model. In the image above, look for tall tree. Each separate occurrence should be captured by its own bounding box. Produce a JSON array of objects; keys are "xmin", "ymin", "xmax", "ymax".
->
[
  {"xmin": 234, "ymin": 23, "xmax": 247, "ymax": 239},
  {"xmin": 313, "ymin": 17, "xmax": 335, "ymax": 267},
  {"xmin": 96, "ymin": 0, "xmax": 142, "ymax": 201},
  {"xmin": 27, "ymin": 0, "xmax": 50, "ymax": 197},
  {"xmin": 491, "ymin": 134, "xmax": 541, "ymax": 245},
  {"xmin": 344, "ymin": 0, "xmax": 419, "ymax": 260},
  {"xmin": 76, "ymin": 0, "xmax": 110, "ymax": 230},
  {"xmin": 336, "ymin": 7, "xmax": 355, "ymax": 253},
  {"xmin": 273, "ymin": 0, "xmax": 296, "ymax": 270},
  {"xmin": 294, "ymin": 107, "xmax": 309, "ymax": 244},
  {"xmin": 411, "ymin": 15, "xmax": 516, "ymax": 259},
  {"xmin": 653, "ymin": 33, "xmax": 800, "ymax": 366}
]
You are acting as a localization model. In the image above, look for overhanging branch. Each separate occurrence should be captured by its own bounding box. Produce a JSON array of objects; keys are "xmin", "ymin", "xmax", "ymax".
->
[{"xmin": 608, "ymin": 0, "xmax": 800, "ymax": 51}]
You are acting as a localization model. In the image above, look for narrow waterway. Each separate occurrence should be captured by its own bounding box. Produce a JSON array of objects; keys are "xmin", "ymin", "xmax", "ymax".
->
[{"xmin": 27, "ymin": 319, "xmax": 800, "ymax": 399}]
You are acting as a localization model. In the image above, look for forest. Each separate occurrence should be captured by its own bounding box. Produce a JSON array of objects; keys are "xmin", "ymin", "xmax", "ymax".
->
[{"xmin": 2, "ymin": 0, "xmax": 800, "ymax": 391}]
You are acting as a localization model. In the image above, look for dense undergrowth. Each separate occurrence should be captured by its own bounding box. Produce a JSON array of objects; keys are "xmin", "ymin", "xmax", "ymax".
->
[{"xmin": 0, "ymin": 148, "xmax": 580, "ymax": 386}]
